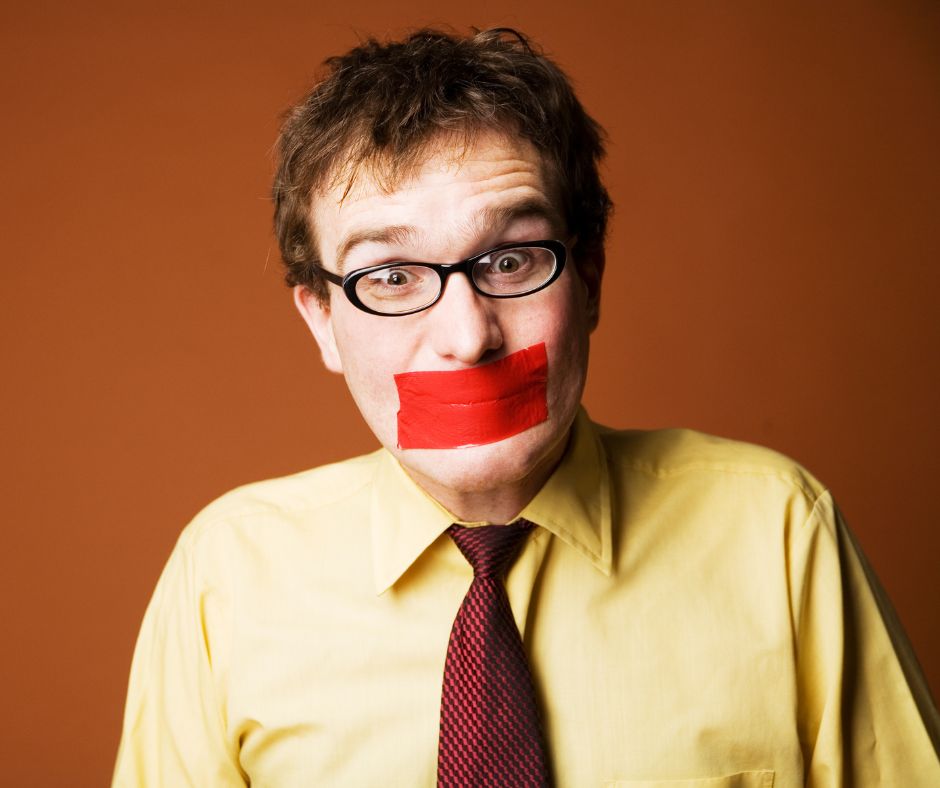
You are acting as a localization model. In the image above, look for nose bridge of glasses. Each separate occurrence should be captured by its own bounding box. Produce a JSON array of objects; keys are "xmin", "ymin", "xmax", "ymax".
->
[{"xmin": 436, "ymin": 257, "xmax": 484, "ymax": 296}]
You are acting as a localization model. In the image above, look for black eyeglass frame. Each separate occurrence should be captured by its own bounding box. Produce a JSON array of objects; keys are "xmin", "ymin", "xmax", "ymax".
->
[{"xmin": 313, "ymin": 239, "xmax": 568, "ymax": 317}]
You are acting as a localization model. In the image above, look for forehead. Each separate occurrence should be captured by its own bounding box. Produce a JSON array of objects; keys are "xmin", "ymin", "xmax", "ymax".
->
[{"xmin": 309, "ymin": 131, "xmax": 563, "ymax": 270}]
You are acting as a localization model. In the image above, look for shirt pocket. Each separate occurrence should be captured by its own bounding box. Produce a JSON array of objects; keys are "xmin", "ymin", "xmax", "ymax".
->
[{"xmin": 604, "ymin": 770, "xmax": 774, "ymax": 788}]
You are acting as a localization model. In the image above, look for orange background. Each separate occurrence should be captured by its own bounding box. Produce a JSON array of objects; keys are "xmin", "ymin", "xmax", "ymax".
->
[{"xmin": 2, "ymin": 2, "xmax": 938, "ymax": 783}]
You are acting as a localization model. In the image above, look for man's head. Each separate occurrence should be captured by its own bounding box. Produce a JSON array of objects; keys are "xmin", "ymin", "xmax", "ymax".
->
[
  {"xmin": 273, "ymin": 28, "xmax": 611, "ymax": 308},
  {"xmin": 275, "ymin": 29, "xmax": 613, "ymax": 516}
]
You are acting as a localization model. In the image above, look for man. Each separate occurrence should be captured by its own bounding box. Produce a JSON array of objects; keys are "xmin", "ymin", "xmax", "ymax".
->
[{"xmin": 113, "ymin": 28, "xmax": 940, "ymax": 786}]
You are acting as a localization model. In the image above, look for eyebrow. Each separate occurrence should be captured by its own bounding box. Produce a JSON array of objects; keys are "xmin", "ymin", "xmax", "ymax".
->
[
  {"xmin": 470, "ymin": 197, "xmax": 564, "ymax": 240},
  {"xmin": 333, "ymin": 196, "xmax": 563, "ymax": 273},
  {"xmin": 335, "ymin": 225, "xmax": 420, "ymax": 274}
]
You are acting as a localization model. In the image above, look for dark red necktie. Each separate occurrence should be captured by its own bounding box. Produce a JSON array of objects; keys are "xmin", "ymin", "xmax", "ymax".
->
[{"xmin": 437, "ymin": 520, "xmax": 551, "ymax": 787}]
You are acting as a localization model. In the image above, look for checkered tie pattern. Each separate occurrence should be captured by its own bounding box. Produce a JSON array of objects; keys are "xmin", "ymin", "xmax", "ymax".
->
[{"xmin": 437, "ymin": 520, "xmax": 551, "ymax": 787}]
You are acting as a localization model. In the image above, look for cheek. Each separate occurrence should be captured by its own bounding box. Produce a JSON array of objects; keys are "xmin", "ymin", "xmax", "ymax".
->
[
  {"xmin": 333, "ymin": 318, "xmax": 414, "ymax": 399},
  {"xmin": 542, "ymin": 298, "xmax": 591, "ymax": 402},
  {"xmin": 540, "ymin": 290, "xmax": 588, "ymax": 356}
]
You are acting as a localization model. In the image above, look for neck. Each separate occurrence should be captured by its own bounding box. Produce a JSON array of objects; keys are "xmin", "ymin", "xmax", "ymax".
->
[{"xmin": 403, "ymin": 431, "xmax": 569, "ymax": 523}]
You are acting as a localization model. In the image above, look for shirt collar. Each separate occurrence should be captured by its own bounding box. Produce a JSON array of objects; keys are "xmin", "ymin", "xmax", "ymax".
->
[
  {"xmin": 519, "ymin": 408, "xmax": 612, "ymax": 577},
  {"xmin": 370, "ymin": 407, "xmax": 612, "ymax": 594}
]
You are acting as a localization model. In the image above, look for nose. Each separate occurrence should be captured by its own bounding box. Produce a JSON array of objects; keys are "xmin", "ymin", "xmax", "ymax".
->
[{"xmin": 429, "ymin": 272, "xmax": 503, "ymax": 365}]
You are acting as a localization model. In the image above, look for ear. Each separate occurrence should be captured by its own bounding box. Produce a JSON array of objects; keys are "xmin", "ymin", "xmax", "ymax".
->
[
  {"xmin": 576, "ymin": 246, "xmax": 605, "ymax": 332},
  {"xmin": 293, "ymin": 285, "xmax": 344, "ymax": 373}
]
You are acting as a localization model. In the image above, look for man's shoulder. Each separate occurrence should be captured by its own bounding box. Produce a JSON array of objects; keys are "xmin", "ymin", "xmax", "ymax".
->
[
  {"xmin": 594, "ymin": 422, "xmax": 827, "ymax": 504},
  {"xmin": 590, "ymin": 422, "xmax": 837, "ymax": 557},
  {"xmin": 182, "ymin": 449, "xmax": 385, "ymax": 541}
]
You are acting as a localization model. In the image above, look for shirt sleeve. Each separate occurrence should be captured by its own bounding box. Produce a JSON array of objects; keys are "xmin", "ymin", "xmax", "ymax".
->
[
  {"xmin": 791, "ymin": 491, "xmax": 940, "ymax": 784},
  {"xmin": 112, "ymin": 524, "xmax": 247, "ymax": 787}
]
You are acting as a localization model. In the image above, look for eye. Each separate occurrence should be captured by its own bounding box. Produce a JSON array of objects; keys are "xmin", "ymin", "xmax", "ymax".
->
[
  {"xmin": 486, "ymin": 250, "xmax": 530, "ymax": 275},
  {"xmin": 354, "ymin": 264, "xmax": 438, "ymax": 310},
  {"xmin": 473, "ymin": 245, "xmax": 557, "ymax": 296},
  {"xmin": 495, "ymin": 254, "xmax": 522, "ymax": 273},
  {"xmin": 365, "ymin": 267, "xmax": 414, "ymax": 287}
]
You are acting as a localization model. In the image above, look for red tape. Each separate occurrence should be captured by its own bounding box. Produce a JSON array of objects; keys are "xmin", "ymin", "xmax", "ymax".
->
[{"xmin": 395, "ymin": 343, "xmax": 549, "ymax": 449}]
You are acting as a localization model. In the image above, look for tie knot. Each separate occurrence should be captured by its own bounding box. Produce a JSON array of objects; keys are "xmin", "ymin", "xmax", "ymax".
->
[{"xmin": 447, "ymin": 520, "xmax": 535, "ymax": 578}]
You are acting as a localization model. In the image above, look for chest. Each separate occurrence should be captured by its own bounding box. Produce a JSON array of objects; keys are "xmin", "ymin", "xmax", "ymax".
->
[{"xmin": 224, "ymin": 536, "xmax": 801, "ymax": 786}]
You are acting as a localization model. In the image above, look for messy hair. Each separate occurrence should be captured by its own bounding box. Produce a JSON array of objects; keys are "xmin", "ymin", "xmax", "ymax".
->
[{"xmin": 273, "ymin": 27, "xmax": 612, "ymax": 302}]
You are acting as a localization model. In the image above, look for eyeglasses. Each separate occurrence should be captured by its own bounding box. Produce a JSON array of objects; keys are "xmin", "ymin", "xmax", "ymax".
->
[{"xmin": 313, "ymin": 239, "xmax": 568, "ymax": 316}]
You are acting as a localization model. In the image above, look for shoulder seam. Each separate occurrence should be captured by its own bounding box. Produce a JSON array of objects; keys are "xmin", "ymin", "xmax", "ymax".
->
[
  {"xmin": 186, "ymin": 464, "xmax": 376, "ymax": 542},
  {"xmin": 609, "ymin": 455, "xmax": 824, "ymax": 503}
]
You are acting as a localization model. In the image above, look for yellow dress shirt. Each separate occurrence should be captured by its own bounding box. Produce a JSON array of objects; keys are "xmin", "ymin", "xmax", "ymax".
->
[{"xmin": 113, "ymin": 409, "xmax": 940, "ymax": 786}]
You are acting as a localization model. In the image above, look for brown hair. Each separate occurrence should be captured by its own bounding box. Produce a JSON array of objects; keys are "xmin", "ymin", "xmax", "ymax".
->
[{"xmin": 273, "ymin": 27, "xmax": 612, "ymax": 302}]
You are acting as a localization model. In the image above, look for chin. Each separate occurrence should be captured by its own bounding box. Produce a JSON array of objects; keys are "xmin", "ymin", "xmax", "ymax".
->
[{"xmin": 393, "ymin": 419, "xmax": 571, "ymax": 495}]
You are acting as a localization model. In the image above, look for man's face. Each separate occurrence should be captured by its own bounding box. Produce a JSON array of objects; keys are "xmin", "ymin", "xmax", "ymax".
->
[{"xmin": 295, "ymin": 131, "xmax": 599, "ymax": 504}]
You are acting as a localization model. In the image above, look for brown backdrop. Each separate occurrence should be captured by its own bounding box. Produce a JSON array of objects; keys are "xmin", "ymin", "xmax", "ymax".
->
[{"xmin": 2, "ymin": 1, "xmax": 937, "ymax": 784}]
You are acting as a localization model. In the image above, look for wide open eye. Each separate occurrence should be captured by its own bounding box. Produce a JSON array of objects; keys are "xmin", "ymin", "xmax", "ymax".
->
[
  {"xmin": 353, "ymin": 264, "xmax": 439, "ymax": 313},
  {"xmin": 492, "ymin": 251, "xmax": 526, "ymax": 274},
  {"xmin": 474, "ymin": 246, "xmax": 556, "ymax": 295},
  {"xmin": 363, "ymin": 267, "xmax": 418, "ymax": 288}
]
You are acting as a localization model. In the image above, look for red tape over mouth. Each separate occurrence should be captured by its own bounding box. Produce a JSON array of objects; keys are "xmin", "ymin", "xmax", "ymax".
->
[{"xmin": 395, "ymin": 342, "xmax": 549, "ymax": 449}]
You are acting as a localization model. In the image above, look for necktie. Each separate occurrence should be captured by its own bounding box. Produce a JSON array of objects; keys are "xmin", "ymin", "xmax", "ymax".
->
[{"xmin": 437, "ymin": 520, "xmax": 551, "ymax": 787}]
